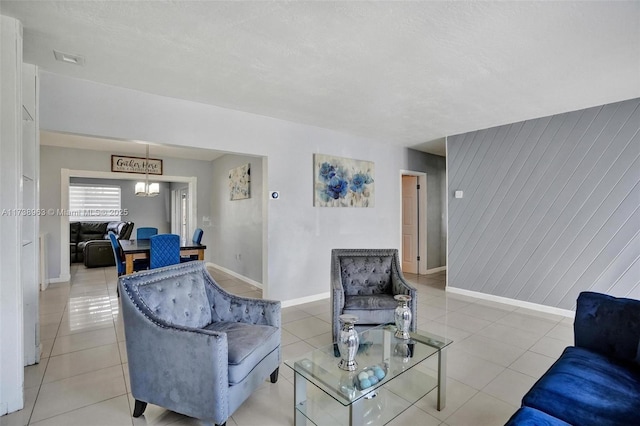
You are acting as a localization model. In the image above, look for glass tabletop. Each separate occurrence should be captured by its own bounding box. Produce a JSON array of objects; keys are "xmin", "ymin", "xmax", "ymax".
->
[{"xmin": 284, "ymin": 324, "xmax": 452, "ymax": 407}]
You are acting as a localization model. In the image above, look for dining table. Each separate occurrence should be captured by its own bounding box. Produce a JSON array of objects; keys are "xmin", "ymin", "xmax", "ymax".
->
[{"xmin": 119, "ymin": 239, "xmax": 207, "ymax": 275}]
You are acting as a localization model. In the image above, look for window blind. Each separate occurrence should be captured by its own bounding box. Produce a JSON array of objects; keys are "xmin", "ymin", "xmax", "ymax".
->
[{"xmin": 69, "ymin": 185, "xmax": 122, "ymax": 222}]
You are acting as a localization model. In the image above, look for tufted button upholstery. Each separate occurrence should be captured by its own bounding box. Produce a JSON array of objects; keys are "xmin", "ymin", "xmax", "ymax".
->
[
  {"xmin": 136, "ymin": 271, "xmax": 212, "ymax": 328},
  {"xmin": 340, "ymin": 256, "xmax": 394, "ymax": 296}
]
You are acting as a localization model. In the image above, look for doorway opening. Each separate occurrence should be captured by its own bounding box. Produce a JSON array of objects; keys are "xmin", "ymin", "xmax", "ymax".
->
[
  {"xmin": 400, "ymin": 171, "xmax": 428, "ymax": 275},
  {"xmin": 59, "ymin": 168, "xmax": 197, "ymax": 282}
]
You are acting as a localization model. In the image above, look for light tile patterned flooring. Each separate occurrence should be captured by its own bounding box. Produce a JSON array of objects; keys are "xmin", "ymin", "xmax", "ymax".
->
[{"xmin": 0, "ymin": 265, "xmax": 575, "ymax": 426}]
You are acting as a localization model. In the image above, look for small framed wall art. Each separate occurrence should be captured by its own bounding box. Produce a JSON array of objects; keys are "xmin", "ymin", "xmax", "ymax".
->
[{"xmin": 229, "ymin": 163, "xmax": 251, "ymax": 200}]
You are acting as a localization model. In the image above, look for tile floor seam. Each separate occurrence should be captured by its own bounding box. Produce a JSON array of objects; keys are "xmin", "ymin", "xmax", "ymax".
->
[
  {"xmin": 42, "ymin": 346, "xmax": 123, "ymax": 386},
  {"xmin": 28, "ymin": 394, "xmax": 128, "ymax": 426},
  {"xmin": 31, "ymin": 382, "xmax": 128, "ymax": 423},
  {"xmin": 438, "ymin": 388, "xmax": 480, "ymax": 424},
  {"xmin": 471, "ymin": 326, "xmax": 546, "ymax": 354}
]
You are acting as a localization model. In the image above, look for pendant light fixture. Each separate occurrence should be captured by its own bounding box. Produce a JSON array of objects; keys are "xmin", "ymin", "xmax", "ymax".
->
[{"xmin": 135, "ymin": 144, "xmax": 160, "ymax": 197}]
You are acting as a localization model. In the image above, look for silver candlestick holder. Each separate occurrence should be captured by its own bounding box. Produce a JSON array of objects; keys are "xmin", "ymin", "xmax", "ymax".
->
[
  {"xmin": 394, "ymin": 295, "xmax": 412, "ymax": 339},
  {"xmin": 338, "ymin": 314, "xmax": 359, "ymax": 371}
]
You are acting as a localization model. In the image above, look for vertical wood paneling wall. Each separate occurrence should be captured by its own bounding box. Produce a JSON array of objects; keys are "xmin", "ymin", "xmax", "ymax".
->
[{"xmin": 447, "ymin": 98, "xmax": 640, "ymax": 310}]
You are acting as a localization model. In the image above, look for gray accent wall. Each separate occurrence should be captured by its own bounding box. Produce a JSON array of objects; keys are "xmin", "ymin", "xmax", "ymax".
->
[
  {"xmin": 405, "ymin": 149, "xmax": 447, "ymax": 269},
  {"xmin": 447, "ymin": 98, "xmax": 640, "ymax": 310}
]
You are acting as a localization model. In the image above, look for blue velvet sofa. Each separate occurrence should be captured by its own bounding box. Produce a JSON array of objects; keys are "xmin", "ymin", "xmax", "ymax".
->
[
  {"xmin": 119, "ymin": 261, "xmax": 281, "ymax": 426},
  {"xmin": 506, "ymin": 292, "xmax": 640, "ymax": 426}
]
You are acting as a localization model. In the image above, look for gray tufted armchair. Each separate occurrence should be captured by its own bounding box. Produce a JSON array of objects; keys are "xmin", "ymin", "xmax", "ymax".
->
[
  {"xmin": 119, "ymin": 261, "xmax": 281, "ymax": 426},
  {"xmin": 331, "ymin": 249, "xmax": 417, "ymax": 354}
]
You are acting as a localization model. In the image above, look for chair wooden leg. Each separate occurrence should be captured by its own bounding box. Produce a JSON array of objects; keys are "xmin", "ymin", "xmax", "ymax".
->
[
  {"xmin": 132, "ymin": 400, "xmax": 147, "ymax": 417},
  {"xmin": 270, "ymin": 367, "xmax": 279, "ymax": 383}
]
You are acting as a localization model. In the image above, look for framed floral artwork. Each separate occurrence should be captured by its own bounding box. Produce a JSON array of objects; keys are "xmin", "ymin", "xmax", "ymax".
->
[
  {"xmin": 314, "ymin": 154, "xmax": 374, "ymax": 207},
  {"xmin": 229, "ymin": 163, "xmax": 250, "ymax": 200}
]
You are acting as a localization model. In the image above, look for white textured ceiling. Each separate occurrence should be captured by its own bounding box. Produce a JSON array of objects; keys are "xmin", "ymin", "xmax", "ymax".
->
[{"xmin": 2, "ymin": 1, "xmax": 639, "ymax": 156}]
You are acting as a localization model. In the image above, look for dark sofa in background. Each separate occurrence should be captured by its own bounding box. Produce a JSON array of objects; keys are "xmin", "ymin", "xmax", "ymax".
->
[
  {"xmin": 70, "ymin": 221, "xmax": 134, "ymax": 267},
  {"xmin": 506, "ymin": 292, "xmax": 640, "ymax": 426}
]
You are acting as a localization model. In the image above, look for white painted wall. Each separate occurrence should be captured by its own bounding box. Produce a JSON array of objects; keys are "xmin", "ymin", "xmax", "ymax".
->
[
  {"xmin": 210, "ymin": 154, "xmax": 264, "ymax": 283},
  {"xmin": 0, "ymin": 14, "xmax": 24, "ymax": 415},
  {"xmin": 39, "ymin": 72, "xmax": 408, "ymax": 302}
]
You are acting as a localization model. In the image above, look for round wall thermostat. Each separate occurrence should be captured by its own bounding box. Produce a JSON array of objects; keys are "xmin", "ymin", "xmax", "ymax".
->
[{"xmin": 270, "ymin": 191, "xmax": 280, "ymax": 200}]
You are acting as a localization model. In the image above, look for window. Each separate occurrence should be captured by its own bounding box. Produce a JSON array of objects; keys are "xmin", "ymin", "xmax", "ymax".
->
[{"xmin": 69, "ymin": 184, "xmax": 122, "ymax": 222}]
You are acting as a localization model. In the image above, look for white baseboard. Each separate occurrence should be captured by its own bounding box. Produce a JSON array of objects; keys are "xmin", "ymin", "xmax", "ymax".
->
[
  {"xmin": 447, "ymin": 286, "xmax": 575, "ymax": 318},
  {"xmin": 205, "ymin": 262, "xmax": 263, "ymax": 290},
  {"xmin": 425, "ymin": 266, "xmax": 447, "ymax": 274},
  {"xmin": 282, "ymin": 292, "xmax": 330, "ymax": 308},
  {"xmin": 48, "ymin": 274, "xmax": 70, "ymax": 284}
]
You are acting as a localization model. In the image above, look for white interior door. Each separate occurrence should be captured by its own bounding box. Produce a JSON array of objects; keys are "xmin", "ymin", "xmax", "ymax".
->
[
  {"xmin": 179, "ymin": 187, "xmax": 189, "ymax": 240},
  {"xmin": 402, "ymin": 175, "xmax": 418, "ymax": 274},
  {"xmin": 171, "ymin": 186, "xmax": 190, "ymax": 240}
]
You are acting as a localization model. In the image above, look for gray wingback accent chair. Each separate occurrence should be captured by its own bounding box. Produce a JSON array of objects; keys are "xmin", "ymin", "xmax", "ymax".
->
[
  {"xmin": 331, "ymin": 249, "xmax": 417, "ymax": 353},
  {"xmin": 119, "ymin": 261, "xmax": 281, "ymax": 426}
]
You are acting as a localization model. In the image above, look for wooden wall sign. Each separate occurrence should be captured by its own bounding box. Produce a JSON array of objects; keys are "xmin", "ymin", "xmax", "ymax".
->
[{"xmin": 111, "ymin": 155, "xmax": 163, "ymax": 175}]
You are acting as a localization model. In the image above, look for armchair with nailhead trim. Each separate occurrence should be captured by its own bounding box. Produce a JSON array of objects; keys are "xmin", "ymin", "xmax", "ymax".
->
[
  {"xmin": 119, "ymin": 261, "xmax": 281, "ymax": 426},
  {"xmin": 331, "ymin": 249, "xmax": 417, "ymax": 355}
]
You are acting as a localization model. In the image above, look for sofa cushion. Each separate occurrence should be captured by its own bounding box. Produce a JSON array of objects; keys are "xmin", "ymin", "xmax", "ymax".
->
[
  {"xmin": 135, "ymin": 272, "xmax": 212, "ymax": 329},
  {"xmin": 204, "ymin": 321, "xmax": 279, "ymax": 385},
  {"xmin": 505, "ymin": 407, "xmax": 571, "ymax": 426},
  {"xmin": 522, "ymin": 346, "xmax": 640, "ymax": 426},
  {"xmin": 340, "ymin": 256, "xmax": 393, "ymax": 296},
  {"xmin": 70, "ymin": 222, "xmax": 81, "ymax": 243},
  {"xmin": 79, "ymin": 223, "xmax": 107, "ymax": 242},
  {"xmin": 82, "ymin": 240, "xmax": 115, "ymax": 268},
  {"xmin": 575, "ymin": 292, "xmax": 640, "ymax": 365}
]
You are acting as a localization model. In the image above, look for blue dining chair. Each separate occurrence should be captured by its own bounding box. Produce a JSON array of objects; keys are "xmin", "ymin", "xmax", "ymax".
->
[
  {"xmin": 180, "ymin": 228, "xmax": 204, "ymax": 263},
  {"xmin": 109, "ymin": 233, "xmax": 126, "ymax": 276},
  {"xmin": 149, "ymin": 234, "xmax": 181, "ymax": 269},
  {"xmin": 109, "ymin": 233, "xmax": 149, "ymax": 286},
  {"xmin": 193, "ymin": 228, "xmax": 204, "ymax": 245},
  {"xmin": 108, "ymin": 233, "xmax": 126, "ymax": 296},
  {"xmin": 137, "ymin": 227, "xmax": 158, "ymax": 240}
]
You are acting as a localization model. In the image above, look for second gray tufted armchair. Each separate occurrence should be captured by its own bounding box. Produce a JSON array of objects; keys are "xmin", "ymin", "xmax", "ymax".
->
[{"xmin": 331, "ymin": 249, "xmax": 417, "ymax": 354}]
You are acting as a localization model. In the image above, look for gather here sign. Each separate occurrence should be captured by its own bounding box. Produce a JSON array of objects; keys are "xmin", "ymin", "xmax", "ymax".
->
[{"xmin": 111, "ymin": 155, "xmax": 163, "ymax": 175}]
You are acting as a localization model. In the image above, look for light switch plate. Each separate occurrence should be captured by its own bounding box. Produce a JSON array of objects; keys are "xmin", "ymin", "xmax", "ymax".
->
[{"xmin": 454, "ymin": 190, "xmax": 463, "ymax": 199}]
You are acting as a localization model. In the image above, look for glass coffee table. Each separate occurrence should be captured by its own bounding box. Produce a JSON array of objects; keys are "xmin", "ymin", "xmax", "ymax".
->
[{"xmin": 284, "ymin": 325, "xmax": 452, "ymax": 426}]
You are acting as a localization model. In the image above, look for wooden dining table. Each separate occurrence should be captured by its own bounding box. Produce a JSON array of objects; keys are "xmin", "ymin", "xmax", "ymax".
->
[{"xmin": 119, "ymin": 239, "xmax": 207, "ymax": 275}]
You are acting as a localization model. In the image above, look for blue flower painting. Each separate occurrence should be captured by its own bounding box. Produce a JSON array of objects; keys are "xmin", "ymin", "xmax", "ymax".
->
[{"xmin": 314, "ymin": 154, "xmax": 375, "ymax": 207}]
